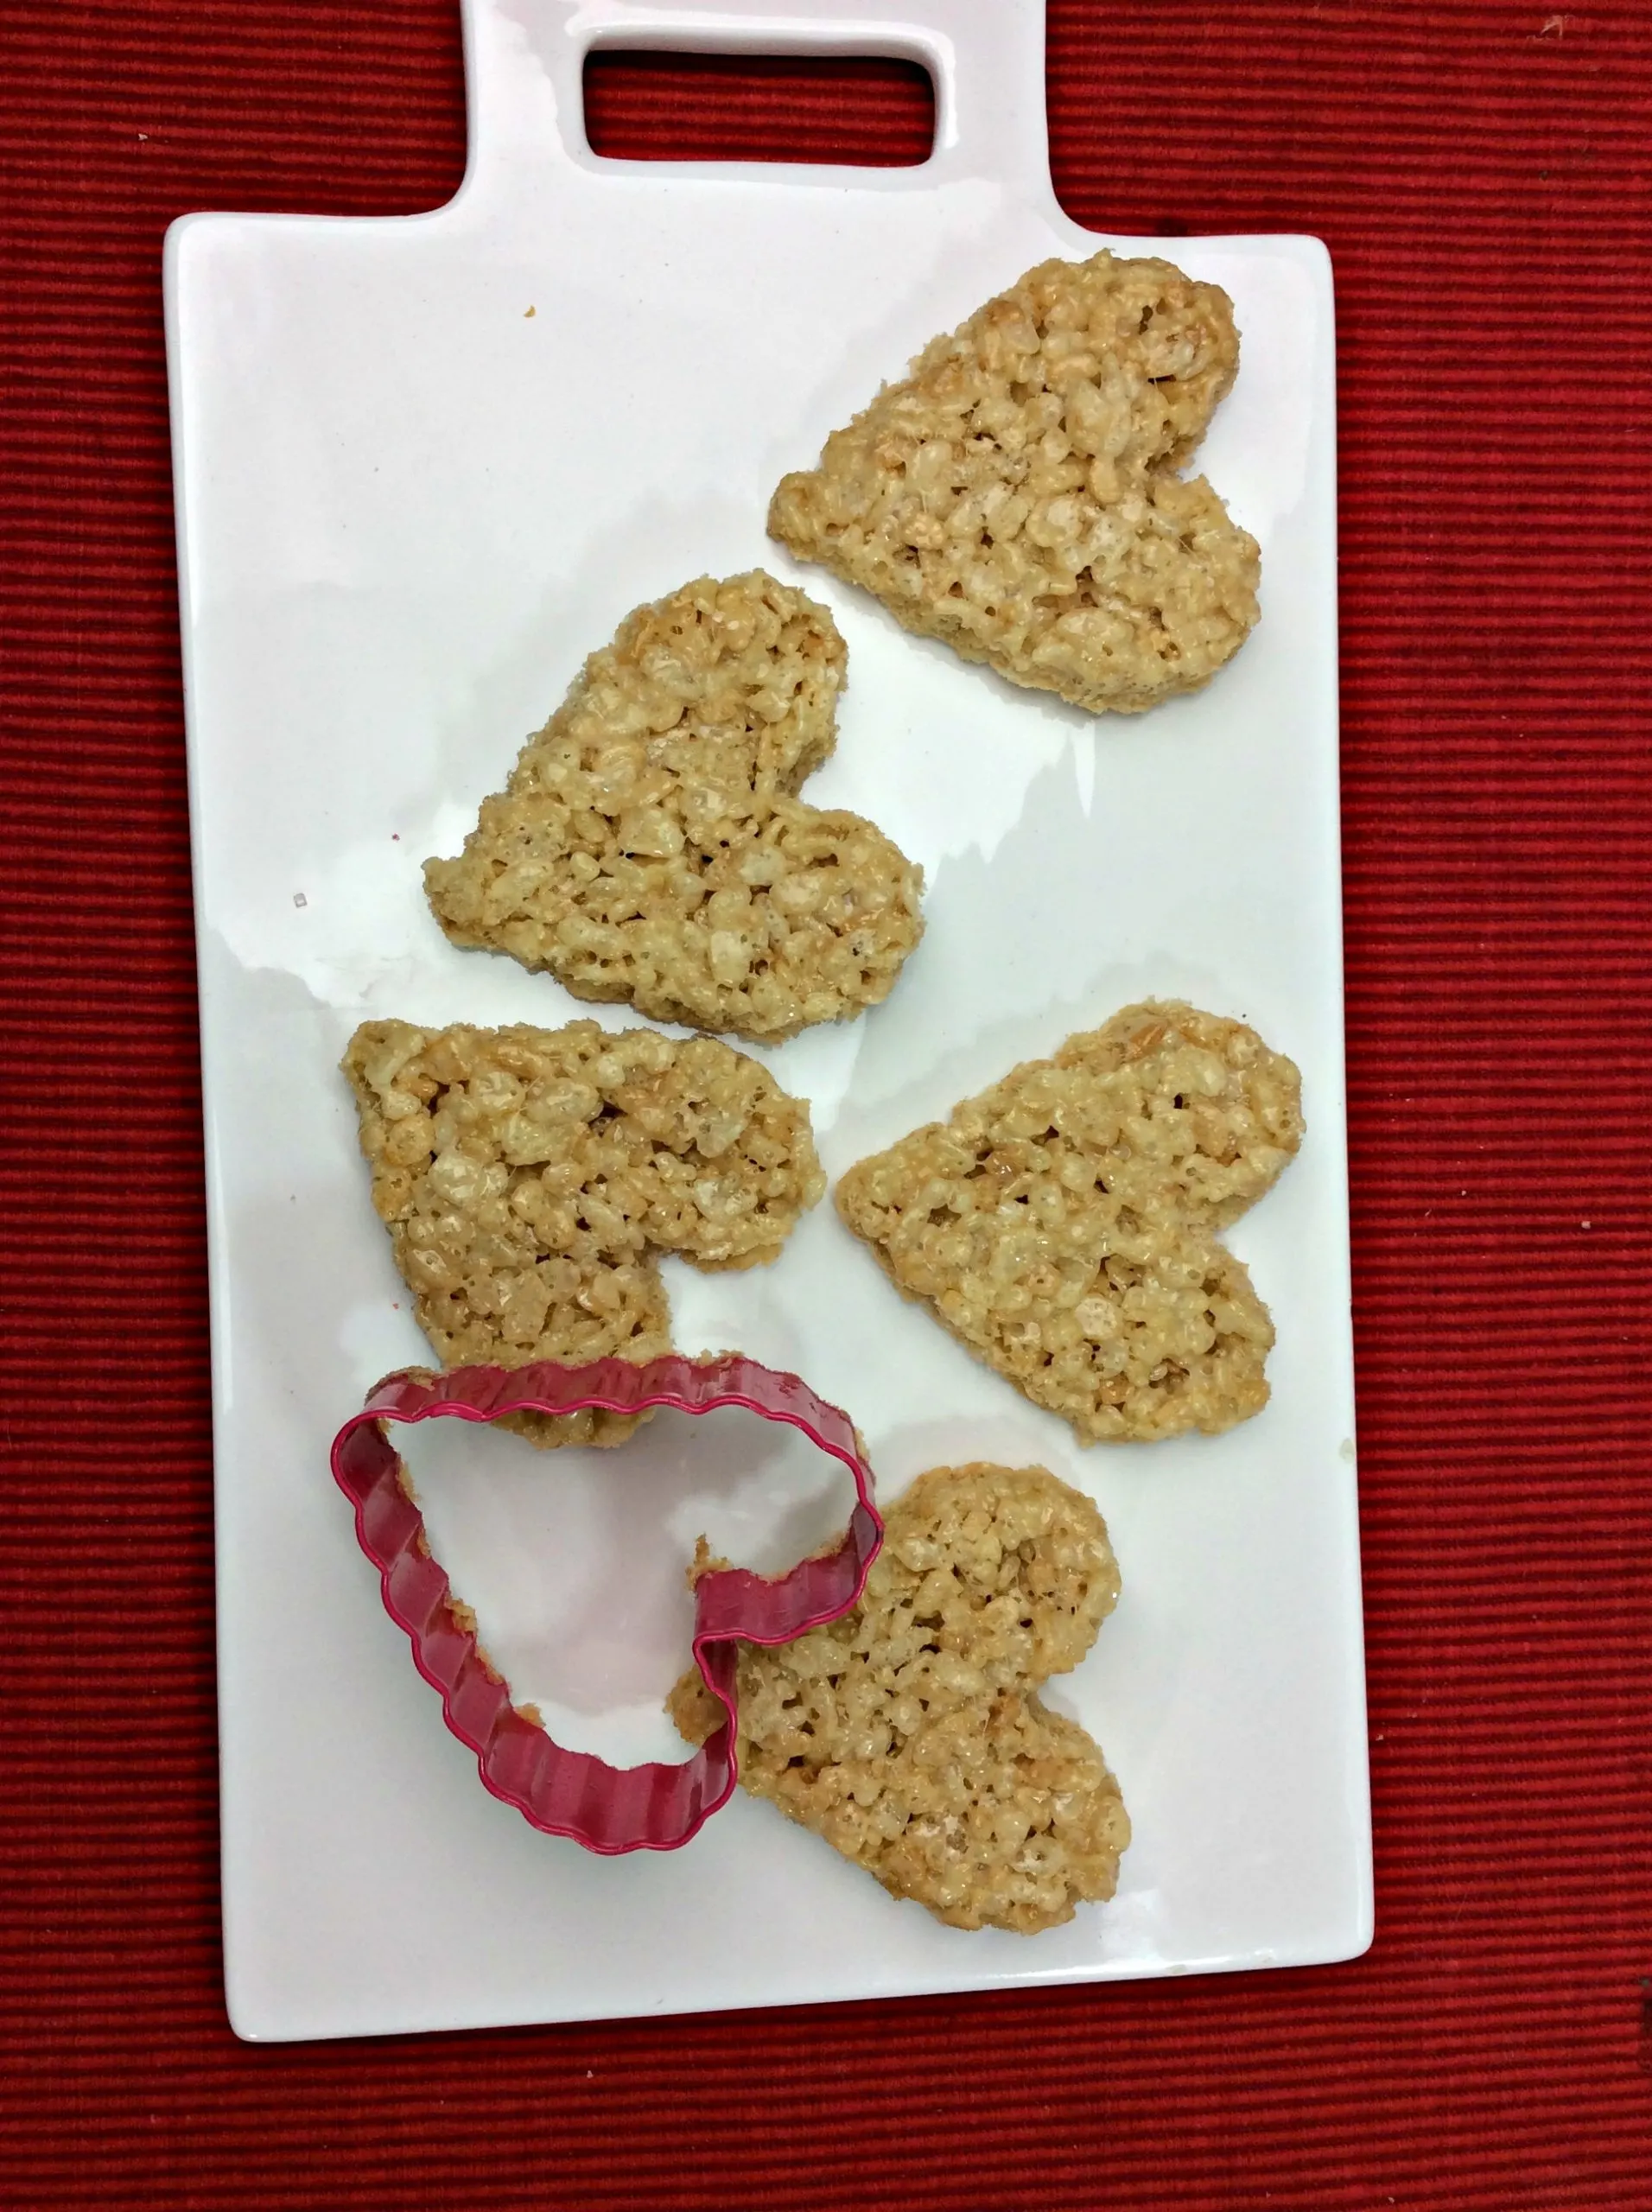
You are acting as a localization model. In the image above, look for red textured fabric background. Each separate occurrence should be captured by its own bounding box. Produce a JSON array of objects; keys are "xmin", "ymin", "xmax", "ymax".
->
[{"xmin": 3, "ymin": 3, "xmax": 1649, "ymax": 2204}]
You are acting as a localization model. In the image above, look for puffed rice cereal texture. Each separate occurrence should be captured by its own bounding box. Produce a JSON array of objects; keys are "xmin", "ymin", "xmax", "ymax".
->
[
  {"xmin": 768, "ymin": 249, "xmax": 1260, "ymax": 715},
  {"xmin": 342, "ymin": 1017, "xmax": 823, "ymax": 1446},
  {"xmin": 670, "ymin": 1461, "xmax": 1128, "ymax": 1933},
  {"xmin": 423, "ymin": 572, "xmax": 924, "ymax": 1043},
  {"xmin": 835, "ymin": 1001, "xmax": 1304, "ymax": 1445}
]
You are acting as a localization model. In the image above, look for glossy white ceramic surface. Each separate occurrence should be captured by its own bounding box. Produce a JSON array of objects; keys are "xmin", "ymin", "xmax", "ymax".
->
[{"xmin": 165, "ymin": 0, "xmax": 1369, "ymax": 2043}]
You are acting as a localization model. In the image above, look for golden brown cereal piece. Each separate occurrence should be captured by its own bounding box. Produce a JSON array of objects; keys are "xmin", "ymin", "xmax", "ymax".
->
[
  {"xmin": 342, "ymin": 1017, "xmax": 824, "ymax": 1446},
  {"xmin": 768, "ymin": 250, "xmax": 1260, "ymax": 715},
  {"xmin": 423, "ymin": 572, "xmax": 924, "ymax": 1043},
  {"xmin": 670, "ymin": 1462, "xmax": 1129, "ymax": 1933},
  {"xmin": 835, "ymin": 1001, "xmax": 1303, "ymax": 1444}
]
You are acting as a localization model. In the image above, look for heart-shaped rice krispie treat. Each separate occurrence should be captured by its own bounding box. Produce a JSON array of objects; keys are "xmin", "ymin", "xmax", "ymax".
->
[
  {"xmin": 670, "ymin": 1461, "xmax": 1128, "ymax": 1932},
  {"xmin": 768, "ymin": 249, "xmax": 1259, "ymax": 715},
  {"xmin": 836, "ymin": 1002, "xmax": 1303, "ymax": 1445},
  {"xmin": 423, "ymin": 571, "xmax": 924, "ymax": 1042},
  {"xmin": 343, "ymin": 1017, "xmax": 823, "ymax": 1446}
]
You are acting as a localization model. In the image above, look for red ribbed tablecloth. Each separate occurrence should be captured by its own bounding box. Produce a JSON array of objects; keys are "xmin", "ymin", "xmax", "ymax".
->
[{"xmin": 4, "ymin": 5, "xmax": 1649, "ymax": 2205}]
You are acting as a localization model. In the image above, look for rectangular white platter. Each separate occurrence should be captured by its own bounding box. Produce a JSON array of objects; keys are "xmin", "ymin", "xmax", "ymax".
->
[{"xmin": 165, "ymin": 0, "xmax": 1369, "ymax": 2042}]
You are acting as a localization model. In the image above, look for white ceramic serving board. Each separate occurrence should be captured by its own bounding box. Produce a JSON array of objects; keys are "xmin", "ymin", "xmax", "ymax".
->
[{"xmin": 165, "ymin": 0, "xmax": 1368, "ymax": 2044}]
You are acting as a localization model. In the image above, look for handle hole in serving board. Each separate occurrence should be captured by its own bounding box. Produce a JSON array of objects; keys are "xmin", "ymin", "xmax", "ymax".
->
[{"xmin": 582, "ymin": 49, "xmax": 935, "ymax": 168}]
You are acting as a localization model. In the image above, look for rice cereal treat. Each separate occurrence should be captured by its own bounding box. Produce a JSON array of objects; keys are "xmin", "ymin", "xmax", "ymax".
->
[
  {"xmin": 670, "ymin": 1462, "xmax": 1129, "ymax": 1933},
  {"xmin": 423, "ymin": 572, "xmax": 924, "ymax": 1043},
  {"xmin": 342, "ymin": 1018, "xmax": 823, "ymax": 1446},
  {"xmin": 836, "ymin": 1002, "xmax": 1304, "ymax": 1445},
  {"xmin": 768, "ymin": 250, "xmax": 1260, "ymax": 715}
]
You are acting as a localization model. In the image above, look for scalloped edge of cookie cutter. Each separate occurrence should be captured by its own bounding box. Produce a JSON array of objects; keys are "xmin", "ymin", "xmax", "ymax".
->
[{"xmin": 329, "ymin": 1352, "xmax": 883, "ymax": 1855}]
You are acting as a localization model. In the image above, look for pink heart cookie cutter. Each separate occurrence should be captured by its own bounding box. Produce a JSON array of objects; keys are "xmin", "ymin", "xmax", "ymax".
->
[{"xmin": 330, "ymin": 1352, "xmax": 884, "ymax": 1854}]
